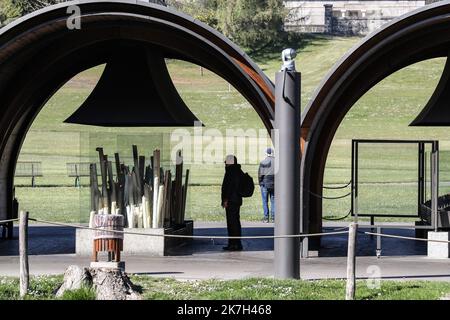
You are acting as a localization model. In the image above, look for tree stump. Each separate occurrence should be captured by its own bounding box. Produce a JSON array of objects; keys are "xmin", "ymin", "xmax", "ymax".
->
[
  {"xmin": 55, "ymin": 265, "xmax": 91, "ymax": 297},
  {"xmin": 56, "ymin": 265, "xmax": 141, "ymax": 300},
  {"xmin": 90, "ymin": 267, "xmax": 141, "ymax": 300}
]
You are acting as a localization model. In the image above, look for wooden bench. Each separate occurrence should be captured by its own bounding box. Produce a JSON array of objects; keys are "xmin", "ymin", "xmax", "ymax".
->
[
  {"xmin": 15, "ymin": 161, "xmax": 42, "ymax": 187},
  {"xmin": 66, "ymin": 162, "xmax": 91, "ymax": 187}
]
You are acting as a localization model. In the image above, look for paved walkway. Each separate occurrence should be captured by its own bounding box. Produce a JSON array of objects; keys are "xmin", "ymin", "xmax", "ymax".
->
[{"xmin": 0, "ymin": 221, "xmax": 449, "ymax": 281}]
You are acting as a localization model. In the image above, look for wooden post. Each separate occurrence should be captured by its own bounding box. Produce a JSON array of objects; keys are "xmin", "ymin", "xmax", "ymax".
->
[
  {"xmin": 139, "ymin": 156, "xmax": 146, "ymax": 197},
  {"xmin": 132, "ymin": 145, "xmax": 142, "ymax": 198},
  {"xmin": 152, "ymin": 176, "xmax": 159, "ymax": 228},
  {"xmin": 19, "ymin": 211, "xmax": 29, "ymax": 298},
  {"xmin": 181, "ymin": 169, "xmax": 190, "ymax": 224},
  {"xmin": 107, "ymin": 161, "xmax": 116, "ymax": 215},
  {"xmin": 174, "ymin": 150, "xmax": 183, "ymax": 224},
  {"xmin": 90, "ymin": 164, "xmax": 100, "ymax": 213},
  {"xmin": 157, "ymin": 184, "xmax": 164, "ymax": 228},
  {"xmin": 143, "ymin": 184, "xmax": 151, "ymax": 228},
  {"xmin": 152, "ymin": 150, "xmax": 161, "ymax": 228},
  {"xmin": 346, "ymin": 222, "xmax": 357, "ymax": 300},
  {"xmin": 170, "ymin": 180, "xmax": 176, "ymax": 225},
  {"xmin": 163, "ymin": 170, "xmax": 171, "ymax": 227}
]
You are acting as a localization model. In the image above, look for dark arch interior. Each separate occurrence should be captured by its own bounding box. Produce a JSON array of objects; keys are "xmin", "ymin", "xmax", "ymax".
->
[{"xmin": 0, "ymin": 2, "xmax": 274, "ymax": 226}]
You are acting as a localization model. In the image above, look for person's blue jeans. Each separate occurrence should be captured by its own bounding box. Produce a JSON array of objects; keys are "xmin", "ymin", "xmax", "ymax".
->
[{"xmin": 261, "ymin": 186, "xmax": 275, "ymax": 220}]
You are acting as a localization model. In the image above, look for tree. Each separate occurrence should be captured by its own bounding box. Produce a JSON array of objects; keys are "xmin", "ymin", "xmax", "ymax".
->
[
  {"xmin": 10, "ymin": 0, "xmax": 66, "ymax": 15},
  {"xmin": 0, "ymin": 0, "xmax": 67, "ymax": 25},
  {"xmin": 0, "ymin": 0, "xmax": 21, "ymax": 26},
  {"xmin": 167, "ymin": 0, "xmax": 219, "ymax": 29},
  {"xmin": 217, "ymin": 0, "xmax": 286, "ymax": 54}
]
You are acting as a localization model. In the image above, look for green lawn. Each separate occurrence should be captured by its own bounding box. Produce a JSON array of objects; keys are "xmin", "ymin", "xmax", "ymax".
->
[
  {"xmin": 135, "ymin": 277, "xmax": 450, "ymax": 300},
  {"xmin": 1, "ymin": 276, "xmax": 450, "ymax": 300},
  {"xmin": 14, "ymin": 35, "xmax": 450, "ymax": 223}
]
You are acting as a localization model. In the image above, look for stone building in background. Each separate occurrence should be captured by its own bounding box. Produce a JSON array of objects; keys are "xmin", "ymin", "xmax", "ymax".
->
[
  {"xmin": 284, "ymin": 0, "xmax": 436, "ymax": 35},
  {"xmin": 151, "ymin": 0, "xmax": 437, "ymax": 36}
]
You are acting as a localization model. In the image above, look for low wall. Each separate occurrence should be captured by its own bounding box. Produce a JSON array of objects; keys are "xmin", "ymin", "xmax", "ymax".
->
[
  {"xmin": 76, "ymin": 220, "xmax": 194, "ymax": 256},
  {"xmin": 284, "ymin": 0, "xmax": 426, "ymax": 35}
]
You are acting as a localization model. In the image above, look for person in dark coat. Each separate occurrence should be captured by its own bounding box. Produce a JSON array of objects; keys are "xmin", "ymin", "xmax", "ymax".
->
[
  {"xmin": 221, "ymin": 154, "xmax": 243, "ymax": 251},
  {"xmin": 258, "ymin": 147, "xmax": 275, "ymax": 223}
]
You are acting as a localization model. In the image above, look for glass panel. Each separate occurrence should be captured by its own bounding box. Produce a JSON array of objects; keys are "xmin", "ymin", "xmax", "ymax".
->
[
  {"xmin": 15, "ymin": 131, "xmax": 84, "ymax": 223},
  {"xmin": 356, "ymin": 142, "xmax": 419, "ymax": 217}
]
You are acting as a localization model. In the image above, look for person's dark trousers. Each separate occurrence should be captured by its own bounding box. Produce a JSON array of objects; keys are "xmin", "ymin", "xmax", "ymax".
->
[
  {"xmin": 226, "ymin": 202, "xmax": 242, "ymax": 248},
  {"xmin": 261, "ymin": 186, "xmax": 275, "ymax": 220}
]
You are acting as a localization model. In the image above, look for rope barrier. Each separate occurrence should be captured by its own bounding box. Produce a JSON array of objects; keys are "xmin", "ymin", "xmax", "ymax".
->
[
  {"xmin": 323, "ymin": 210, "xmax": 352, "ymax": 221},
  {"xmin": 323, "ymin": 180, "xmax": 352, "ymax": 190},
  {"xmin": 329, "ymin": 226, "xmax": 351, "ymax": 232},
  {"xmin": 310, "ymin": 191, "xmax": 351, "ymax": 200},
  {"xmin": 363, "ymin": 231, "xmax": 450, "ymax": 244},
  {"xmin": 0, "ymin": 218, "xmax": 19, "ymax": 224},
  {"xmin": 29, "ymin": 218, "xmax": 349, "ymax": 240},
  {"xmin": 12, "ymin": 217, "xmax": 450, "ymax": 244},
  {"xmin": 356, "ymin": 224, "xmax": 432, "ymax": 230}
]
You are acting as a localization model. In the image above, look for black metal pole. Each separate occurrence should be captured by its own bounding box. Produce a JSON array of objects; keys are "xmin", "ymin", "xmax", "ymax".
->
[
  {"xmin": 351, "ymin": 140, "xmax": 355, "ymax": 217},
  {"xmin": 274, "ymin": 51, "xmax": 301, "ymax": 279},
  {"xmin": 354, "ymin": 142, "xmax": 359, "ymax": 221},
  {"xmin": 418, "ymin": 143, "xmax": 424, "ymax": 215},
  {"xmin": 431, "ymin": 141, "xmax": 439, "ymax": 231}
]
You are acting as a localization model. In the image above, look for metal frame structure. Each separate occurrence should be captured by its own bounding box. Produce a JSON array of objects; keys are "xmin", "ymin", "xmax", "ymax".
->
[{"xmin": 351, "ymin": 139, "xmax": 439, "ymax": 230}]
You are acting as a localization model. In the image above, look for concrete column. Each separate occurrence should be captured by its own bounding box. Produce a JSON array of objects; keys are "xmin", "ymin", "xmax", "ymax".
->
[
  {"xmin": 428, "ymin": 232, "xmax": 450, "ymax": 258},
  {"xmin": 274, "ymin": 69, "xmax": 301, "ymax": 279}
]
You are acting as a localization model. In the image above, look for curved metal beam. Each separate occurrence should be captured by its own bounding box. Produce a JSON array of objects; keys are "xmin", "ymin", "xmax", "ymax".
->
[{"xmin": 410, "ymin": 53, "xmax": 450, "ymax": 126}]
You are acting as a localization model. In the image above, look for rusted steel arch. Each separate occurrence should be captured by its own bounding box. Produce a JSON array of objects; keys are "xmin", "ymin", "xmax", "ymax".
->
[
  {"xmin": 0, "ymin": 0, "xmax": 275, "ymax": 222},
  {"xmin": 301, "ymin": 1, "xmax": 450, "ymax": 238}
]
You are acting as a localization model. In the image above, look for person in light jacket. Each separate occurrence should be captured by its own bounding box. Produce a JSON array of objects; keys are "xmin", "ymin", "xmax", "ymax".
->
[{"xmin": 258, "ymin": 148, "xmax": 275, "ymax": 223}]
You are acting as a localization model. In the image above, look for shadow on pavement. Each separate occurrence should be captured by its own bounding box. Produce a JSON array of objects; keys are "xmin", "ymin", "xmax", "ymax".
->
[
  {"xmin": 166, "ymin": 226, "xmax": 274, "ymax": 255},
  {"xmin": 319, "ymin": 227, "xmax": 427, "ymax": 257},
  {"xmin": 0, "ymin": 226, "xmax": 75, "ymax": 256},
  {"xmin": 0, "ymin": 225, "xmax": 427, "ymax": 258}
]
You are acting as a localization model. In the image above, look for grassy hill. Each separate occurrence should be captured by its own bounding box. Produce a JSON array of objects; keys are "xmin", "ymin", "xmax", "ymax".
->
[{"xmin": 15, "ymin": 35, "xmax": 450, "ymax": 223}]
